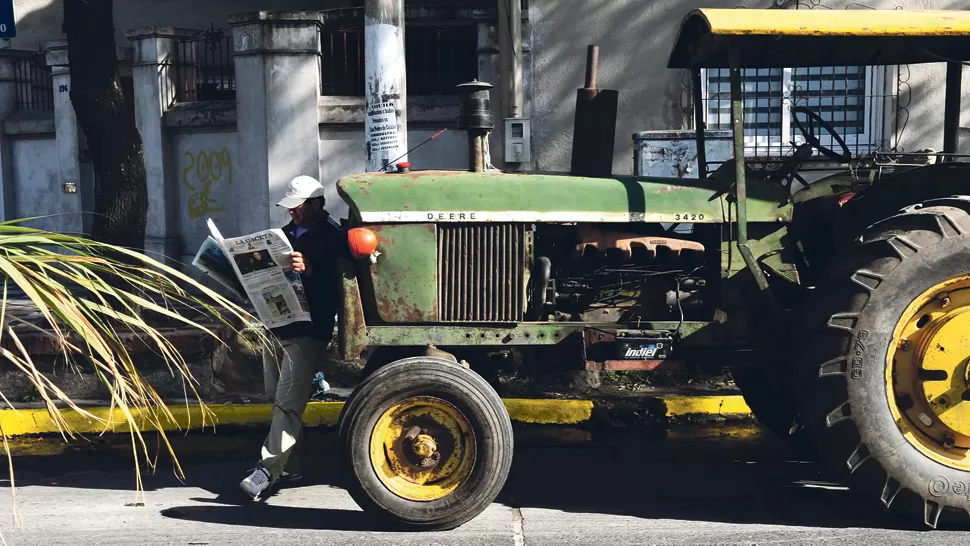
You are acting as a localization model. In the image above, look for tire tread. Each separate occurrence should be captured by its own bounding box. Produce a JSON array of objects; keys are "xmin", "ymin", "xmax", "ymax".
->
[{"xmin": 797, "ymin": 201, "xmax": 970, "ymax": 529}]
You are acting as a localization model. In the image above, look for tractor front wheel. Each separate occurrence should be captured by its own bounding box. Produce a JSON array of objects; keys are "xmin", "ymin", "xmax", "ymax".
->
[
  {"xmin": 337, "ymin": 356, "xmax": 513, "ymax": 531},
  {"xmin": 797, "ymin": 198, "xmax": 970, "ymax": 528}
]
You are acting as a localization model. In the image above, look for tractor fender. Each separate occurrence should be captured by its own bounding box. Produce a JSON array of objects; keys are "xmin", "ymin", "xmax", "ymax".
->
[{"xmin": 832, "ymin": 161, "xmax": 970, "ymax": 249}]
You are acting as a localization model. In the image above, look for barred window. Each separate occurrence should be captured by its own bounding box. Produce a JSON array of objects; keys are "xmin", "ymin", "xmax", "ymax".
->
[
  {"xmin": 320, "ymin": 25, "xmax": 478, "ymax": 97},
  {"xmin": 702, "ymin": 66, "xmax": 891, "ymax": 158}
]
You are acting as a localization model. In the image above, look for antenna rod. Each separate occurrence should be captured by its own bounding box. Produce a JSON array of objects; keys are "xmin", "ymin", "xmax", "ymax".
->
[{"xmin": 380, "ymin": 128, "xmax": 449, "ymax": 171}]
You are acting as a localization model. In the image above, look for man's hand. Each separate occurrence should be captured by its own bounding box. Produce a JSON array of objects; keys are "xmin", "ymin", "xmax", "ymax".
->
[{"xmin": 288, "ymin": 251, "xmax": 306, "ymax": 273}]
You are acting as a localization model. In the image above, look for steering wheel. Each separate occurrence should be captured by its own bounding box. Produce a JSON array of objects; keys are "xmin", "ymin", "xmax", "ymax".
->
[{"xmin": 790, "ymin": 106, "xmax": 852, "ymax": 162}]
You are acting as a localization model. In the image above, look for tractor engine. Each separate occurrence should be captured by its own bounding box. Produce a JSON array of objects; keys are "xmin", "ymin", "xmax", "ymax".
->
[{"xmin": 528, "ymin": 224, "xmax": 713, "ymax": 325}]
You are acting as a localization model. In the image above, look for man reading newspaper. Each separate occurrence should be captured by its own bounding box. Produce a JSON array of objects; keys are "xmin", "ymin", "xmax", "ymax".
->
[{"xmin": 240, "ymin": 175, "xmax": 350, "ymax": 499}]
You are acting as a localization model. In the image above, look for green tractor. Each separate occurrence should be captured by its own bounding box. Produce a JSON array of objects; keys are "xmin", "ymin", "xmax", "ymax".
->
[{"xmin": 333, "ymin": 8, "xmax": 970, "ymax": 531}]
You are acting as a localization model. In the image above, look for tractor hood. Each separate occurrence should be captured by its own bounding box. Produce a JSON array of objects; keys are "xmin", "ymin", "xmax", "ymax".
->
[{"xmin": 336, "ymin": 170, "xmax": 791, "ymax": 225}]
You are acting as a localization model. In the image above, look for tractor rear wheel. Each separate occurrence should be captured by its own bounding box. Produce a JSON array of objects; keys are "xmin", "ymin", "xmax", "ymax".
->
[
  {"xmin": 337, "ymin": 356, "xmax": 513, "ymax": 531},
  {"xmin": 796, "ymin": 198, "xmax": 970, "ymax": 528}
]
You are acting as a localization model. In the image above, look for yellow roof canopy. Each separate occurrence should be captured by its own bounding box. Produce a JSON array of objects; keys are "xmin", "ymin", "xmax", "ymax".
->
[{"xmin": 668, "ymin": 9, "xmax": 970, "ymax": 69}]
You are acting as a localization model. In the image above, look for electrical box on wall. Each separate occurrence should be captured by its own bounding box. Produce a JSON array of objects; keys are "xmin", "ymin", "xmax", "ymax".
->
[{"xmin": 504, "ymin": 118, "xmax": 531, "ymax": 163}]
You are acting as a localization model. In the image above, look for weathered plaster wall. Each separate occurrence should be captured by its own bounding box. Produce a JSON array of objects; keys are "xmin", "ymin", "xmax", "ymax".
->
[
  {"xmin": 319, "ymin": 125, "xmax": 469, "ymax": 222},
  {"xmin": 8, "ymin": 134, "xmax": 81, "ymax": 232},
  {"xmin": 530, "ymin": 0, "xmax": 970, "ymax": 175},
  {"xmin": 171, "ymin": 129, "xmax": 238, "ymax": 264}
]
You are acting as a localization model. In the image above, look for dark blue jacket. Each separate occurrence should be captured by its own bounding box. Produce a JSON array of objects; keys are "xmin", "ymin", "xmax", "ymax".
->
[{"xmin": 270, "ymin": 212, "xmax": 350, "ymax": 342}]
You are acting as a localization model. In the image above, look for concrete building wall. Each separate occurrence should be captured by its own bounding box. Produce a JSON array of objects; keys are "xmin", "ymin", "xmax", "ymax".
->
[
  {"xmin": 166, "ymin": 121, "xmax": 467, "ymax": 260},
  {"xmin": 9, "ymin": 135, "xmax": 73, "ymax": 232},
  {"xmin": 529, "ymin": 0, "xmax": 970, "ymax": 175},
  {"xmin": 171, "ymin": 129, "xmax": 238, "ymax": 263},
  {"xmin": 319, "ymin": 126, "xmax": 470, "ymax": 222}
]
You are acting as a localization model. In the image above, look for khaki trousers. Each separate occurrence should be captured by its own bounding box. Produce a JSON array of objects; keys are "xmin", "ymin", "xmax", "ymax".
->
[{"xmin": 259, "ymin": 335, "xmax": 328, "ymax": 480}]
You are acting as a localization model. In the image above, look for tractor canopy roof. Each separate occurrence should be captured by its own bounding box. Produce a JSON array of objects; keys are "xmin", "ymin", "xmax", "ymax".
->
[{"xmin": 667, "ymin": 8, "xmax": 970, "ymax": 69}]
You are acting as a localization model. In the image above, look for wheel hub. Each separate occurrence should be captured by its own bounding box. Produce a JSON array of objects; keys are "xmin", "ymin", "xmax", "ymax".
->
[
  {"xmin": 369, "ymin": 396, "xmax": 477, "ymax": 501},
  {"xmin": 890, "ymin": 275, "xmax": 970, "ymax": 469},
  {"xmin": 412, "ymin": 434, "xmax": 438, "ymax": 459}
]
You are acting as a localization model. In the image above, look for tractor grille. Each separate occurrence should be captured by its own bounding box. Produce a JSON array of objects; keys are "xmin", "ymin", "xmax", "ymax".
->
[{"xmin": 438, "ymin": 224, "xmax": 525, "ymax": 322}]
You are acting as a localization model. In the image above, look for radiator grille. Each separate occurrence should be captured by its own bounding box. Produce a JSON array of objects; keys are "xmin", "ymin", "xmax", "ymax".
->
[{"xmin": 438, "ymin": 224, "xmax": 525, "ymax": 322}]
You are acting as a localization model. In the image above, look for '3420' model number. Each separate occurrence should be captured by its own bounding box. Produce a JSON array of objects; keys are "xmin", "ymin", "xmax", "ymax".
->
[{"xmin": 674, "ymin": 213, "xmax": 705, "ymax": 221}]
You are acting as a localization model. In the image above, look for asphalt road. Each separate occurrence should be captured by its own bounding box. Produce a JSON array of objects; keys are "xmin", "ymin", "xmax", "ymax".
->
[{"xmin": 3, "ymin": 425, "xmax": 970, "ymax": 545}]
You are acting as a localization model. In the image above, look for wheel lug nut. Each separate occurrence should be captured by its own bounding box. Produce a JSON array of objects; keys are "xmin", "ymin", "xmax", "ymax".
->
[
  {"xmin": 940, "ymin": 294, "xmax": 951, "ymax": 308},
  {"xmin": 945, "ymin": 433, "xmax": 956, "ymax": 449},
  {"xmin": 898, "ymin": 339, "xmax": 911, "ymax": 350},
  {"xmin": 420, "ymin": 457, "xmax": 436, "ymax": 468}
]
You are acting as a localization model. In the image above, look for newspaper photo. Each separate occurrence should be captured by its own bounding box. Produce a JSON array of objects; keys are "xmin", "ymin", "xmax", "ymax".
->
[
  {"xmin": 192, "ymin": 219, "xmax": 312, "ymax": 329},
  {"xmin": 191, "ymin": 236, "xmax": 246, "ymax": 299}
]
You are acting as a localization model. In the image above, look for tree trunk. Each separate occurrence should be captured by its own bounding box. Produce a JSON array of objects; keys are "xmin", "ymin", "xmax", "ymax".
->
[{"xmin": 62, "ymin": 0, "xmax": 147, "ymax": 251}]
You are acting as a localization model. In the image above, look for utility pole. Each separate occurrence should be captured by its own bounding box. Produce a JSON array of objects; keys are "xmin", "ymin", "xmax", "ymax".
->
[
  {"xmin": 364, "ymin": 0, "xmax": 408, "ymax": 172},
  {"xmin": 498, "ymin": 0, "xmax": 530, "ymax": 170},
  {"xmin": 498, "ymin": 0, "xmax": 522, "ymax": 119}
]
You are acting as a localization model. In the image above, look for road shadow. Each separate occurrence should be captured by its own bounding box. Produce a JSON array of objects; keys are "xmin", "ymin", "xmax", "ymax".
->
[
  {"xmin": 3, "ymin": 425, "xmax": 961, "ymax": 532},
  {"xmin": 496, "ymin": 428, "xmax": 933, "ymax": 532},
  {"xmin": 160, "ymin": 503, "xmax": 390, "ymax": 532}
]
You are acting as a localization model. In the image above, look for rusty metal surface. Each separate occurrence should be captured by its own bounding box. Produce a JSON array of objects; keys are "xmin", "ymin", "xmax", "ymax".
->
[
  {"xmin": 384, "ymin": 410, "xmax": 459, "ymax": 481},
  {"xmin": 585, "ymin": 359, "xmax": 686, "ymax": 372},
  {"xmin": 337, "ymin": 257, "xmax": 368, "ymax": 361},
  {"xmin": 369, "ymin": 395, "xmax": 476, "ymax": 501},
  {"xmin": 365, "ymin": 323, "xmax": 584, "ymax": 347},
  {"xmin": 584, "ymin": 45, "xmax": 599, "ymax": 89},
  {"xmin": 438, "ymin": 223, "xmax": 524, "ymax": 323},
  {"xmin": 574, "ymin": 225, "xmax": 705, "ymax": 260},
  {"xmin": 364, "ymin": 321, "xmax": 724, "ymax": 347},
  {"xmin": 368, "ymin": 224, "xmax": 439, "ymax": 323}
]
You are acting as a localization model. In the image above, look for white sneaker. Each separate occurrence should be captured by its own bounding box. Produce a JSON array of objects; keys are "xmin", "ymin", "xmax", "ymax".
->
[{"xmin": 239, "ymin": 467, "xmax": 272, "ymax": 499}]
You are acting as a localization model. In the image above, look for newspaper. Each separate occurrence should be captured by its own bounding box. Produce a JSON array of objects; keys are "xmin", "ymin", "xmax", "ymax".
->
[{"xmin": 192, "ymin": 218, "xmax": 312, "ymax": 329}]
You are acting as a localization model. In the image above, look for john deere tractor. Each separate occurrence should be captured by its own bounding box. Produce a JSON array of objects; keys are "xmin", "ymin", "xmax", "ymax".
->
[{"xmin": 332, "ymin": 8, "xmax": 970, "ymax": 531}]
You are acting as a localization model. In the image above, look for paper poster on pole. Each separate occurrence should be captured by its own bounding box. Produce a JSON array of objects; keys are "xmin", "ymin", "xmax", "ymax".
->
[{"xmin": 366, "ymin": 100, "xmax": 400, "ymax": 152}]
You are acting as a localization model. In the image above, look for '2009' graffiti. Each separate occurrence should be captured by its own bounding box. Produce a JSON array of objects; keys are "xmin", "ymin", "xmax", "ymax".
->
[{"xmin": 183, "ymin": 148, "xmax": 232, "ymax": 219}]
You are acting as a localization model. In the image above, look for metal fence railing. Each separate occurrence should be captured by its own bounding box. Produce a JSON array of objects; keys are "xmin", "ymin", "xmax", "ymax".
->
[
  {"xmin": 320, "ymin": 28, "xmax": 365, "ymax": 97},
  {"xmin": 173, "ymin": 26, "xmax": 235, "ymax": 103},
  {"xmin": 405, "ymin": 26, "xmax": 477, "ymax": 96},
  {"xmin": 14, "ymin": 52, "xmax": 54, "ymax": 113},
  {"xmin": 319, "ymin": 25, "xmax": 477, "ymax": 97}
]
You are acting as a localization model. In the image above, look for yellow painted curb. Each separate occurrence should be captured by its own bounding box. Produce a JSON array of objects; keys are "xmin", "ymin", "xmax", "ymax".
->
[
  {"xmin": 503, "ymin": 398, "xmax": 594, "ymax": 425},
  {"xmin": 664, "ymin": 395, "xmax": 751, "ymax": 417},
  {"xmin": 0, "ymin": 395, "xmax": 749, "ymax": 438}
]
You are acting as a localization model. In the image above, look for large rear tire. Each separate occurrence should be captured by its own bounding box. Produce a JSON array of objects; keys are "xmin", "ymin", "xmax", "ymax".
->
[
  {"xmin": 337, "ymin": 356, "xmax": 513, "ymax": 531},
  {"xmin": 796, "ymin": 197, "xmax": 970, "ymax": 528}
]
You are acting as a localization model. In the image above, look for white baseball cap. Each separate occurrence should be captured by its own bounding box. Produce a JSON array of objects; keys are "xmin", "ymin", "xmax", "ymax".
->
[{"xmin": 276, "ymin": 175, "xmax": 326, "ymax": 209}]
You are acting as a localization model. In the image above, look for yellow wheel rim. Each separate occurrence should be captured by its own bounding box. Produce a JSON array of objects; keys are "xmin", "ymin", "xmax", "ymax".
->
[
  {"xmin": 888, "ymin": 274, "xmax": 970, "ymax": 470},
  {"xmin": 369, "ymin": 396, "xmax": 477, "ymax": 501}
]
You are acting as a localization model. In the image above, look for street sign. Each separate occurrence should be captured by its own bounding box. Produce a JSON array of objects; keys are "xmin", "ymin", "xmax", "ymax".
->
[{"xmin": 0, "ymin": 0, "xmax": 15, "ymax": 39}]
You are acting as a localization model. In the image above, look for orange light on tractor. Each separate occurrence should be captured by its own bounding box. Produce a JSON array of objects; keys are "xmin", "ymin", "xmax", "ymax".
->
[{"xmin": 348, "ymin": 227, "xmax": 379, "ymax": 260}]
